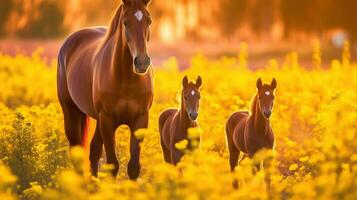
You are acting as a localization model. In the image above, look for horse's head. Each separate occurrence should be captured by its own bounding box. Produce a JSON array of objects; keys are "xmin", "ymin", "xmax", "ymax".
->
[
  {"xmin": 256, "ymin": 78, "xmax": 277, "ymax": 119},
  {"xmin": 122, "ymin": 0, "xmax": 152, "ymax": 74},
  {"xmin": 182, "ymin": 76, "xmax": 202, "ymax": 121}
]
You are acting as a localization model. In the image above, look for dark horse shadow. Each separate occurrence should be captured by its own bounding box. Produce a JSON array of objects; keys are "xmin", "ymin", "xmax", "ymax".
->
[
  {"xmin": 57, "ymin": 0, "xmax": 153, "ymax": 180},
  {"xmin": 226, "ymin": 78, "xmax": 277, "ymax": 189},
  {"xmin": 159, "ymin": 76, "xmax": 202, "ymax": 165}
]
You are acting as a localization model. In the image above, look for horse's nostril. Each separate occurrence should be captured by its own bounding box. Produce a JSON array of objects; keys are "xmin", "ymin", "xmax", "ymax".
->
[
  {"xmin": 134, "ymin": 57, "xmax": 139, "ymax": 66},
  {"xmin": 143, "ymin": 56, "xmax": 151, "ymax": 67}
]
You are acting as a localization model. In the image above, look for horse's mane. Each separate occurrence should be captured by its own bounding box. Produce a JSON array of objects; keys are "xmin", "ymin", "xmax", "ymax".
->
[
  {"xmin": 102, "ymin": 5, "xmax": 123, "ymax": 45},
  {"xmin": 249, "ymin": 93, "xmax": 258, "ymax": 115}
]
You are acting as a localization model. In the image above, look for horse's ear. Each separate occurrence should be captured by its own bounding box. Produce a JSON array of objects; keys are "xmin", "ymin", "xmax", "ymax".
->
[
  {"xmin": 122, "ymin": 0, "xmax": 130, "ymax": 5},
  {"xmin": 182, "ymin": 76, "xmax": 189, "ymax": 88},
  {"xmin": 142, "ymin": 0, "xmax": 151, "ymax": 6},
  {"xmin": 271, "ymin": 78, "xmax": 277, "ymax": 90},
  {"xmin": 196, "ymin": 76, "xmax": 202, "ymax": 88},
  {"xmin": 256, "ymin": 78, "xmax": 263, "ymax": 90}
]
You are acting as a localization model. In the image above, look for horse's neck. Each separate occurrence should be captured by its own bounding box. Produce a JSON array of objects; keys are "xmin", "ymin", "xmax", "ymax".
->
[
  {"xmin": 110, "ymin": 31, "xmax": 135, "ymax": 82},
  {"xmin": 101, "ymin": 8, "xmax": 135, "ymax": 83},
  {"xmin": 251, "ymin": 102, "xmax": 269, "ymax": 135},
  {"xmin": 179, "ymin": 101, "xmax": 194, "ymax": 131}
]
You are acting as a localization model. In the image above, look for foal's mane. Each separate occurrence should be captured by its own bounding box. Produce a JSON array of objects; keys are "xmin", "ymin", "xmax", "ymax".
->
[{"xmin": 249, "ymin": 93, "xmax": 258, "ymax": 116}]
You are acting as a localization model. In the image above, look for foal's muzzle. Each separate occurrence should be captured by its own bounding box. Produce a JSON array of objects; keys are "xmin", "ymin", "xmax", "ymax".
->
[
  {"xmin": 263, "ymin": 110, "xmax": 272, "ymax": 118},
  {"xmin": 188, "ymin": 112, "xmax": 198, "ymax": 121},
  {"xmin": 134, "ymin": 55, "xmax": 151, "ymax": 74}
]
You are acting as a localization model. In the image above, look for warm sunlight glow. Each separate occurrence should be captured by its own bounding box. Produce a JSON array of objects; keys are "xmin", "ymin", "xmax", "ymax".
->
[{"xmin": 159, "ymin": 19, "xmax": 175, "ymax": 44}]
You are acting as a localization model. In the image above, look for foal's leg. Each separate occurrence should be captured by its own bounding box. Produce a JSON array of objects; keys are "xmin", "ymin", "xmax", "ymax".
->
[
  {"xmin": 225, "ymin": 127, "xmax": 239, "ymax": 171},
  {"xmin": 171, "ymin": 144, "xmax": 184, "ymax": 165},
  {"xmin": 90, "ymin": 125, "xmax": 103, "ymax": 177},
  {"xmin": 128, "ymin": 113, "xmax": 148, "ymax": 180},
  {"xmin": 60, "ymin": 100, "xmax": 87, "ymax": 147},
  {"xmin": 160, "ymin": 137, "xmax": 171, "ymax": 163},
  {"xmin": 98, "ymin": 114, "xmax": 119, "ymax": 177}
]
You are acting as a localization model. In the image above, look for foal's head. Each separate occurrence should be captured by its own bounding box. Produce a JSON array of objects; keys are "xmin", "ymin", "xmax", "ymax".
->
[
  {"xmin": 256, "ymin": 78, "xmax": 277, "ymax": 119},
  {"xmin": 122, "ymin": 0, "xmax": 152, "ymax": 74},
  {"xmin": 182, "ymin": 76, "xmax": 202, "ymax": 121}
]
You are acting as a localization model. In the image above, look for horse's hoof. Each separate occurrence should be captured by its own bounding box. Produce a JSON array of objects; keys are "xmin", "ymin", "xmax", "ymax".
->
[{"xmin": 127, "ymin": 160, "xmax": 141, "ymax": 180}]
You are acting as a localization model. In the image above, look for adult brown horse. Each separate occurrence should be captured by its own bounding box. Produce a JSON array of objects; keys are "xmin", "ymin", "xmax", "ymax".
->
[
  {"xmin": 159, "ymin": 76, "xmax": 202, "ymax": 165},
  {"xmin": 57, "ymin": 0, "xmax": 153, "ymax": 180},
  {"xmin": 225, "ymin": 78, "xmax": 276, "ymax": 185}
]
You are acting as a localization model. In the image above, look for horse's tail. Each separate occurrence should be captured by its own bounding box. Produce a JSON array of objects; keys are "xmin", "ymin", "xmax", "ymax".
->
[{"xmin": 82, "ymin": 116, "xmax": 90, "ymax": 151}]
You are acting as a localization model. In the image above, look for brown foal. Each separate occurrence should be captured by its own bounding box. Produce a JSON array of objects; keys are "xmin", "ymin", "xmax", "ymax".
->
[
  {"xmin": 159, "ymin": 76, "xmax": 202, "ymax": 165},
  {"xmin": 226, "ymin": 78, "xmax": 277, "ymax": 183}
]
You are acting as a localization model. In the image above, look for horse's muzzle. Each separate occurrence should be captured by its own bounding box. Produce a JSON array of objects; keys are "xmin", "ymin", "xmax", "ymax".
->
[
  {"xmin": 134, "ymin": 55, "xmax": 151, "ymax": 74},
  {"xmin": 189, "ymin": 112, "xmax": 199, "ymax": 121},
  {"xmin": 263, "ymin": 110, "xmax": 272, "ymax": 118}
]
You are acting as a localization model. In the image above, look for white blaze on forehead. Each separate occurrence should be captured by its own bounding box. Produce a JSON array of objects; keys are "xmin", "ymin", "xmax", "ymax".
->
[
  {"xmin": 265, "ymin": 91, "xmax": 271, "ymax": 96},
  {"xmin": 191, "ymin": 90, "xmax": 195, "ymax": 96},
  {"xmin": 135, "ymin": 10, "xmax": 143, "ymax": 21}
]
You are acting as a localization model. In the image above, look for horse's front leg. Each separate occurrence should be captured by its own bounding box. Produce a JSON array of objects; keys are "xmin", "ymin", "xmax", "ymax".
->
[
  {"xmin": 128, "ymin": 112, "xmax": 148, "ymax": 180},
  {"xmin": 90, "ymin": 124, "xmax": 103, "ymax": 177},
  {"xmin": 99, "ymin": 113, "xmax": 119, "ymax": 177},
  {"xmin": 170, "ymin": 145, "xmax": 184, "ymax": 165}
]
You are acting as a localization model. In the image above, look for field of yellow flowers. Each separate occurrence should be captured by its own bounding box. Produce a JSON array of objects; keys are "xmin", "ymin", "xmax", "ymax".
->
[{"xmin": 0, "ymin": 44, "xmax": 356, "ymax": 200}]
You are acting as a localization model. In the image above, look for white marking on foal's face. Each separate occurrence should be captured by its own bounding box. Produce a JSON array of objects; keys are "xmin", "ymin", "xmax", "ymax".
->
[
  {"xmin": 265, "ymin": 91, "xmax": 271, "ymax": 96},
  {"xmin": 135, "ymin": 10, "xmax": 143, "ymax": 21},
  {"xmin": 191, "ymin": 90, "xmax": 195, "ymax": 96}
]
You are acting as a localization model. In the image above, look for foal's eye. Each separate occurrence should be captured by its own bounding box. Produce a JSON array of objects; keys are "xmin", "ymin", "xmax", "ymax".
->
[{"xmin": 184, "ymin": 96, "xmax": 188, "ymax": 100}]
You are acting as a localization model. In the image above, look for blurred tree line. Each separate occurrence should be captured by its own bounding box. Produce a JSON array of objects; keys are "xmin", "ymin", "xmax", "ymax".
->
[
  {"xmin": 218, "ymin": 0, "xmax": 357, "ymax": 42},
  {"xmin": 0, "ymin": 0, "xmax": 356, "ymax": 42},
  {"xmin": 0, "ymin": 0, "xmax": 65, "ymax": 38}
]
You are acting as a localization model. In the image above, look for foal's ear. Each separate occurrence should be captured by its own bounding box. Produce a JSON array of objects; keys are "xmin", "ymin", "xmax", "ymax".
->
[
  {"xmin": 142, "ymin": 0, "xmax": 151, "ymax": 6},
  {"xmin": 270, "ymin": 78, "xmax": 277, "ymax": 90},
  {"xmin": 196, "ymin": 76, "xmax": 202, "ymax": 88},
  {"xmin": 182, "ymin": 76, "xmax": 189, "ymax": 88},
  {"xmin": 256, "ymin": 78, "xmax": 263, "ymax": 90}
]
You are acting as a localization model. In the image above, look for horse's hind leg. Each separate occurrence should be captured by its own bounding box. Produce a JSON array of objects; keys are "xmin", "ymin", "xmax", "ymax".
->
[
  {"xmin": 57, "ymin": 56, "xmax": 87, "ymax": 148},
  {"xmin": 90, "ymin": 124, "xmax": 103, "ymax": 177},
  {"xmin": 160, "ymin": 138, "xmax": 171, "ymax": 163},
  {"xmin": 228, "ymin": 146, "xmax": 240, "ymax": 172},
  {"xmin": 226, "ymin": 126, "xmax": 239, "ymax": 171},
  {"xmin": 60, "ymin": 100, "xmax": 87, "ymax": 147}
]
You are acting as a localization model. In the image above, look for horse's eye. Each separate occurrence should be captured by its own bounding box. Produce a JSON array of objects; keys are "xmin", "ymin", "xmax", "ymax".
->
[
  {"xmin": 184, "ymin": 96, "xmax": 188, "ymax": 100},
  {"xmin": 124, "ymin": 21, "xmax": 128, "ymax": 27}
]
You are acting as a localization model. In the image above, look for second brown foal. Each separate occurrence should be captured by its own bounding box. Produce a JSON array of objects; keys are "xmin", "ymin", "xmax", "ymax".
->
[
  {"xmin": 226, "ymin": 78, "xmax": 277, "ymax": 172},
  {"xmin": 159, "ymin": 76, "xmax": 202, "ymax": 165}
]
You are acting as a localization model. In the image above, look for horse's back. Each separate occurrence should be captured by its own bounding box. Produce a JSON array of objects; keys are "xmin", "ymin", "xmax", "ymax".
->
[
  {"xmin": 59, "ymin": 27, "xmax": 107, "ymax": 68},
  {"xmin": 57, "ymin": 27, "xmax": 107, "ymax": 118}
]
